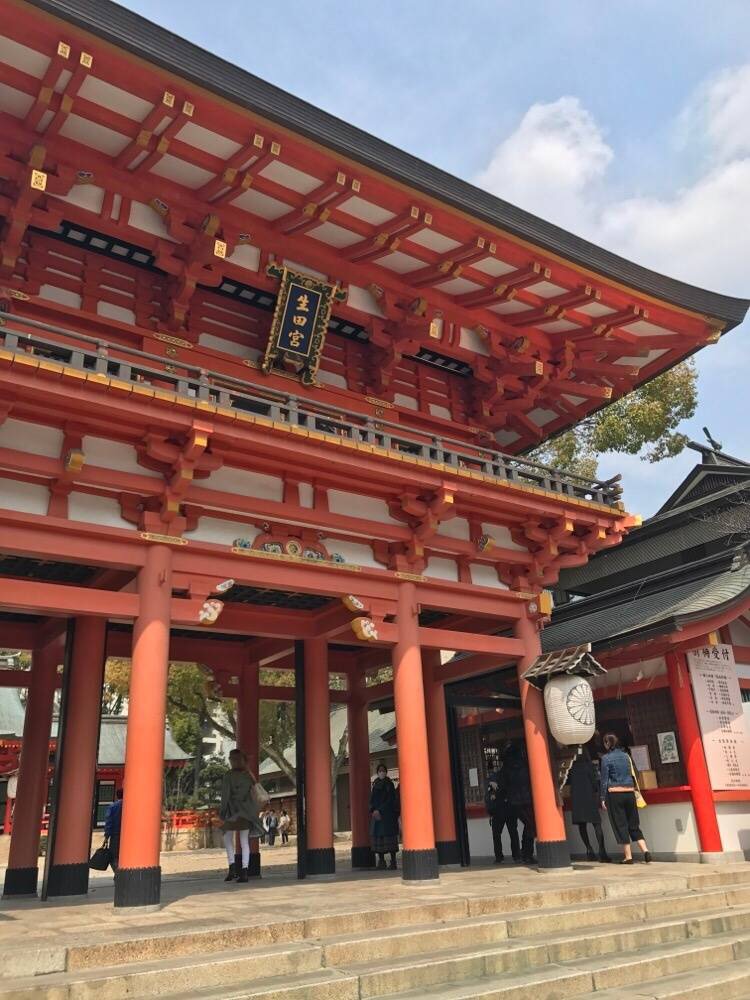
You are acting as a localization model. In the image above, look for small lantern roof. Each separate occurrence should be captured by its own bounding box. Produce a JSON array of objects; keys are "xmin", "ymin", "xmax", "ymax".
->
[{"xmin": 522, "ymin": 643, "xmax": 606, "ymax": 690}]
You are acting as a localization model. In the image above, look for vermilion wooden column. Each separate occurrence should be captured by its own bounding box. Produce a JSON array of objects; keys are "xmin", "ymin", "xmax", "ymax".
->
[
  {"xmin": 347, "ymin": 669, "xmax": 374, "ymax": 868},
  {"xmin": 48, "ymin": 617, "xmax": 107, "ymax": 896},
  {"xmin": 393, "ymin": 580, "xmax": 439, "ymax": 880},
  {"xmin": 2, "ymin": 641, "xmax": 59, "ymax": 897},
  {"xmin": 423, "ymin": 650, "xmax": 459, "ymax": 865},
  {"xmin": 237, "ymin": 660, "xmax": 261, "ymax": 876},
  {"xmin": 114, "ymin": 545, "xmax": 172, "ymax": 909},
  {"xmin": 515, "ymin": 613, "xmax": 570, "ymax": 869},
  {"xmin": 666, "ymin": 650, "xmax": 723, "ymax": 857},
  {"xmin": 304, "ymin": 636, "xmax": 335, "ymax": 874}
]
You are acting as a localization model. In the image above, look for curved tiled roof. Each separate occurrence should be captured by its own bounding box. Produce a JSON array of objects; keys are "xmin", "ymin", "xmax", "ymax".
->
[{"xmin": 27, "ymin": 0, "xmax": 750, "ymax": 329}]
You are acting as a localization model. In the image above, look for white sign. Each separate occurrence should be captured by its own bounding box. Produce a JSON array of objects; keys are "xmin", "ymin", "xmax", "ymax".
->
[
  {"xmin": 630, "ymin": 744, "xmax": 651, "ymax": 772},
  {"xmin": 468, "ymin": 767, "xmax": 479, "ymax": 787},
  {"xmin": 657, "ymin": 731, "xmax": 680, "ymax": 764},
  {"xmin": 687, "ymin": 644, "xmax": 750, "ymax": 790}
]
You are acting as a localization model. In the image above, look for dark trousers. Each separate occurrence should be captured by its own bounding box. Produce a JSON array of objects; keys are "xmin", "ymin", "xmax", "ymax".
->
[
  {"xmin": 281, "ymin": 830, "xmax": 289, "ymax": 844},
  {"xmin": 490, "ymin": 806, "xmax": 520, "ymax": 860},
  {"xmin": 109, "ymin": 832, "xmax": 120, "ymax": 871},
  {"xmin": 512, "ymin": 803, "xmax": 536, "ymax": 861}
]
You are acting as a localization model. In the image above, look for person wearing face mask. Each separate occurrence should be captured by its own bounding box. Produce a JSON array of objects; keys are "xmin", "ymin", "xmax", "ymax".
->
[{"xmin": 369, "ymin": 761, "xmax": 399, "ymax": 870}]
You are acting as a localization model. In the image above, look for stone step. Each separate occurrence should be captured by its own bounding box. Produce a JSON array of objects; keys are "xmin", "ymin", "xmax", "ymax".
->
[
  {"xmin": 6, "ymin": 873, "xmax": 750, "ymax": 982},
  {"xmin": 352, "ymin": 920, "xmax": 750, "ymax": 998},
  {"xmin": 5, "ymin": 906, "xmax": 749, "ymax": 1000},
  {"xmin": 380, "ymin": 932, "xmax": 750, "ymax": 1000},
  {"xmin": 590, "ymin": 955, "xmax": 750, "ymax": 998}
]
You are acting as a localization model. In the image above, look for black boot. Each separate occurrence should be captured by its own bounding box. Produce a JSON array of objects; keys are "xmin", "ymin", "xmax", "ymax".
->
[
  {"xmin": 237, "ymin": 867, "xmax": 249, "ymax": 883},
  {"xmin": 389, "ymin": 854, "xmax": 398, "ymax": 870},
  {"xmin": 377, "ymin": 854, "xmax": 387, "ymax": 870},
  {"xmin": 599, "ymin": 850, "xmax": 612, "ymax": 863},
  {"xmin": 224, "ymin": 864, "xmax": 236, "ymax": 882}
]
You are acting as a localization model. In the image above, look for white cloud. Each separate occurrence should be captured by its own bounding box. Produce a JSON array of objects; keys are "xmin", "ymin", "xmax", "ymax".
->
[
  {"xmin": 475, "ymin": 97, "xmax": 613, "ymax": 234},
  {"xmin": 475, "ymin": 68, "xmax": 750, "ymax": 300}
]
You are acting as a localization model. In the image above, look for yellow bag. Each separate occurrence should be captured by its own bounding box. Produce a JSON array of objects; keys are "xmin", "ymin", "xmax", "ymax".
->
[{"xmin": 630, "ymin": 759, "xmax": 647, "ymax": 809}]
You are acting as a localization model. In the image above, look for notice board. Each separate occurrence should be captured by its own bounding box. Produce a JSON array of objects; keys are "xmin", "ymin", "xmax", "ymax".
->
[{"xmin": 687, "ymin": 644, "xmax": 750, "ymax": 790}]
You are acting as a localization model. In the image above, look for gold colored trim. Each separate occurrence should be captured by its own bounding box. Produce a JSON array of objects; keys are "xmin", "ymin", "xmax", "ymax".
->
[
  {"xmin": 154, "ymin": 333, "xmax": 193, "ymax": 348},
  {"xmin": 395, "ymin": 571, "xmax": 426, "ymax": 582},
  {"xmin": 139, "ymin": 532, "xmax": 188, "ymax": 545}
]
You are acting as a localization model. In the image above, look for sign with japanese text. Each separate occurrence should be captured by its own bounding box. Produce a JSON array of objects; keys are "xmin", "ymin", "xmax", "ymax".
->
[
  {"xmin": 262, "ymin": 265, "xmax": 345, "ymax": 385},
  {"xmin": 687, "ymin": 644, "xmax": 750, "ymax": 790}
]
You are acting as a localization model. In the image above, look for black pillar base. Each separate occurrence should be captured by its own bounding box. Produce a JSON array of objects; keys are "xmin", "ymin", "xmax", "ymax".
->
[
  {"xmin": 536, "ymin": 840, "xmax": 571, "ymax": 869},
  {"xmin": 114, "ymin": 866, "xmax": 161, "ymax": 908},
  {"xmin": 436, "ymin": 840, "xmax": 461, "ymax": 865},
  {"xmin": 306, "ymin": 847, "xmax": 335, "ymax": 875},
  {"xmin": 47, "ymin": 862, "xmax": 89, "ymax": 897},
  {"xmin": 351, "ymin": 845, "xmax": 375, "ymax": 869},
  {"xmin": 235, "ymin": 852, "xmax": 262, "ymax": 877},
  {"xmin": 2, "ymin": 866, "xmax": 38, "ymax": 897},
  {"xmin": 402, "ymin": 848, "xmax": 439, "ymax": 881}
]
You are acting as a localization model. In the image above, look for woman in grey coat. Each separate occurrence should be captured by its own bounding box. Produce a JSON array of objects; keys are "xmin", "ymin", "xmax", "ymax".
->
[{"xmin": 220, "ymin": 749, "xmax": 264, "ymax": 883}]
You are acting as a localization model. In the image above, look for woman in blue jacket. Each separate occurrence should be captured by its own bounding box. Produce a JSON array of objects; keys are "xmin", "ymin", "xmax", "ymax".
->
[{"xmin": 600, "ymin": 734, "xmax": 651, "ymax": 864}]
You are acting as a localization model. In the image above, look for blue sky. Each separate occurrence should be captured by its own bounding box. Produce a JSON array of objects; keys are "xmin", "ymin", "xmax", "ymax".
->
[{"xmin": 123, "ymin": 0, "xmax": 750, "ymax": 518}]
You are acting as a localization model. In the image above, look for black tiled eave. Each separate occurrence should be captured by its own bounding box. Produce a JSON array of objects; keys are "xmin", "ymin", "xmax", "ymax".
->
[
  {"xmin": 228, "ymin": 586, "xmax": 332, "ymax": 611},
  {"xmin": 0, "ymin": 555, "xmax": 95, "ymax": 584},
  {"xmin": 0, "ymin": 611, "xmax": 44, "ymax": 623}
]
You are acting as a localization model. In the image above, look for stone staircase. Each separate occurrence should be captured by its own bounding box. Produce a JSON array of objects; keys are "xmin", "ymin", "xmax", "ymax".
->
[{"xmin": 2, "ymin": 868, "xmax": 750, "ymax": 999}]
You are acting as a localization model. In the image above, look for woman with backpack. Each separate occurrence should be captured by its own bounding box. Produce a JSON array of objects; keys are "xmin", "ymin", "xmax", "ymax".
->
[{"xmin": 219, "ymin": 748, "xmax": 265, "ymax": 883}]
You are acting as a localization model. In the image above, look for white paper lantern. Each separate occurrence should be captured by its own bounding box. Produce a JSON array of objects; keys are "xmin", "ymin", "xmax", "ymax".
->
[{"xmin": 543, "ymin": 674, "xmax": 595, "ymax": 745}]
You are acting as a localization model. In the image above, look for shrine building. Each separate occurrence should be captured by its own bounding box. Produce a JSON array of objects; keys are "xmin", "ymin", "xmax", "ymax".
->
[{"xmin": 0, "ymin": 0, "xmax": 747, "ymax": 909}]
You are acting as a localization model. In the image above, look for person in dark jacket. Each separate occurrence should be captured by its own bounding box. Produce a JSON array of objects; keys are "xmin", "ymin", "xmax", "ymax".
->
[
  {"xmin": 568, "ymin": 748, "xmax": 610, "ymax": 862},
  {"xmin": 485, "ymin": 756, "xmax": 520, "ymax": 863},
  {"xmin": 369, "ymin": 762, "xmax": 399, "ymax": 870},
  {"xmin": 600, "ymin": 734, "xmax": 651, "ymax": 864},
  {"xmin": 104, "ymin": 788, "xmax": 123, "ymax": 870},
  {"xmin": 502, "ymin": 741, "xmax": 536, "ymax": 863}
]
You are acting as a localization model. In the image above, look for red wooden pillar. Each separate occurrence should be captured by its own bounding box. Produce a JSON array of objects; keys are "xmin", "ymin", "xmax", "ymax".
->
[
  {"xmin": 237, "ymin": 660, "xmax": 261, "ymax": 876},
  {"xmin": 666, "ymin": 650, "xmax": 723, "ymax": 857},
  {"xmin": 393, "ymin": 580, "xmax": 438, "ymax": 880},
  {"xmin": 304, "ymin": 636, "xmax": 335, "ymax": 874},
  {"xmin": 423, "ymin": 650, "xmax": 459, "ymax": 865},
  {"xmin": 114, "ymin": 544, "xmax": 172, "ymax": 909},
  {"xmin": 48, "ymin": 617, "xmax": 107, "ymax": 896},
  {"xmin": 347, "ymin": 668, "xmax": 374, "ymax": 868},
  {"xmin": 3, "ymin": 641, "xmax": 60, "ymax": 897},
  {"xmin": 515, "ymin": 613, "xmax": 570, "ymax": 869}
]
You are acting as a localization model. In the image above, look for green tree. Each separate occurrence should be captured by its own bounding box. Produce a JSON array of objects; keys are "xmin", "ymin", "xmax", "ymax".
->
[{"xmin": 531, "ymin": 361, "xmax": 698, "ymax": 479}]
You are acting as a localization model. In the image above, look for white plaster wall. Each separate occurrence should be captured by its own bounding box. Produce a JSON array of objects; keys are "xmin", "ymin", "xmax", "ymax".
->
[
  {"xmin": 565, "ymin": 801, "xmax": 700, "ymax": 858},
  {"xmin": 203, "ymin": 467, "xmax": 283, "ymax": 502},
  {"xmin": 459, "ymin": 326, "xmax": 490, "ymax": 356},
  {"xmin": 481, "ymin": 523, "xmax": 527, "ymax": 552},
  {"xmin": 38, "ymin": 284, "xmax": 82, "ymax": 308},
  {"xmin": 346, "ymin": 284, "xmax": 385, "ymax": 317},
  {"xmin": 0, "ymin": 419, "xmax": 62, "ymax": 458},
  {"xmin": 394, "ymin": 393, "xmax": 418, "ymax": 410},
  {"xmin": 82, "ymin": 437, "xmax": 162, "ymax": 477},
  {"xmin": 327, "ymin": 491, "xmax": 400, "ymax": 525},
  {"xmin": 298, "ymin": 483, "xmax": 314, "ymax": 508},
  {"xmin": 424, "ymin": 557, "xmax": 459, "ymax": 582},
  {"xmin": 317, "ymin": 370, "xmax": 348, "ymax": 390},
  {"xmin": 716, "ymin": 803, "xmax": 750, "ymax": 858},
  {"xmin": 468, "ymin": 816, "xmax": 496, "ymax": 858},
  {"xmin": 68, "ymin": 492, "xmax": 134, "ymax": 530},
  {"xmin": 184, "ymin": 518, "xmax": 259, "ymax": 547},
  {"xmin": 198, "ymin": 333, "xmax": 251, "ymax": 359},
  {"xmin": 429, "ymin": 404, "xmax": 452, "ymax": 420},
  {"xmin": 590, "ymin": 656, "xmax": 666, "ymax": 691},
  {"xmin": 730, "ymin": 620, "xmax": 750, "ymax": 644},
  {"xmin": 436, "ymin": 517, "xmax": 471, "ymax": 541},
  {"xmin": 97, "ymin": 300, "xmax": 135, "ymax": 325},
  {"xmin": 469, "ymin": 564, "xmax": 507, "ymax": 589},
  {"xmin": 0, "ymin": 477, "xmax": 48, "ymax": 515},
  {"xmin": 325, "ymin": 539, "xmax": 379, "ymax": 568}
]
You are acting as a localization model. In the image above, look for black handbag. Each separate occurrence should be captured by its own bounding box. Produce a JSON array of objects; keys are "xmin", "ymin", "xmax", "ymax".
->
[{"xmin": 89, "ymin": 840, "xmax": 112, "ymax": 871}]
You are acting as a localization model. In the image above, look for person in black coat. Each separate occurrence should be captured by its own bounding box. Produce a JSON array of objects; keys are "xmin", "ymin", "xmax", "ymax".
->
[
  {"xmin": 485, "ymin": 756, "xmax": 521, "ymax": 863},
  {"xmin": 501, "ymin": 741, "xmax": 536, "ymax": 864},
  {"xmin": 369, "ymin": 762, "xmax": 399, "ymax": 870},
  {"xmin": 568, "ymin": 747, "xmax": 610, "ymax": 862}
]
